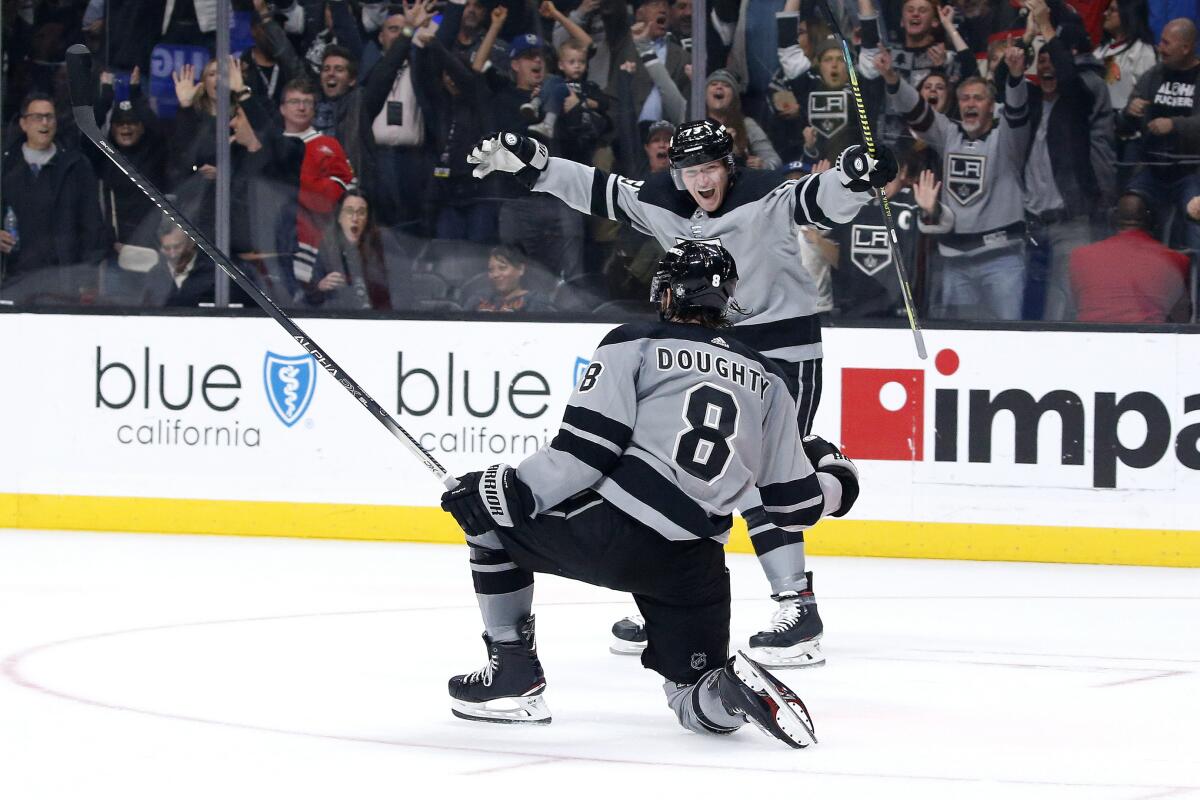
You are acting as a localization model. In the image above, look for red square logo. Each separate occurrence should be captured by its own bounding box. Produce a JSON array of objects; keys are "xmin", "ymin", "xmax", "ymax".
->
[{"xmin": 841, "ymin": 368, "xmax": 924, "ymax": 461}]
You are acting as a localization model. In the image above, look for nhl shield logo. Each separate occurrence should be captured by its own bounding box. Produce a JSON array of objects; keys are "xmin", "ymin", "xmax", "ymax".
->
[
  {"xmin": 690, "ymin": 652, "xmax": 708, "ymax": 670},
  {"xmin": 809, "ymin": 91, "xmax": 848, "ymax": 138},
  {"xmin": 264, "ymin": 352, "xmax": 317, "ymax": 427},
  {"xmin": 946, "ymin": 154, "xmax": 986, "ymax": 205},
  {"xmin": 850, "ymin": 224, "xmax": 892, "ymax": 275}
]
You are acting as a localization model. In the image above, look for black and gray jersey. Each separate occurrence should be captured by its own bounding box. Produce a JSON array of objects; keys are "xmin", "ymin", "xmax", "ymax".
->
[
  {"xmin": 531, "ymin": 158, "xmax": 871, "ymax": 364},
  {"xmin": 516, "ymin": 322, "xmax": 832, "ymax": 543},
  {"xmin": 887, "ymin": 77, "xmax": 1031, "ymax": 258}
]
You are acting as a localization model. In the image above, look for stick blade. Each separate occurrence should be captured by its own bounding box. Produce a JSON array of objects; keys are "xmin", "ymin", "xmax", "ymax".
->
[{"xmin": 65, "ymin": 44, "xmax": 95, "ymax": 110}]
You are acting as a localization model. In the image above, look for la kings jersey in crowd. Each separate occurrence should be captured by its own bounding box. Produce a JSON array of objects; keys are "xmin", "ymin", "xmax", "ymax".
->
[
  {"xmin": 516, "ymin": 322, "xmax": 832, "ymax": 543},
  {"xmin": 887, "ymin": 77, "xmax": 1031, "ymax": 259},
  {"xmin": 532, "ymin": 158, "xmax": 869, "ymax": 364},
  {"xmin": 832, "ymin": 189, "xmax": 920, "ymax": 317}
]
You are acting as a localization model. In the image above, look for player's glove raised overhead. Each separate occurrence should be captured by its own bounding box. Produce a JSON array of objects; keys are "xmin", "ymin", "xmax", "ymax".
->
[
  {"xmin": 802, "ymin": 435, "xmax": 860, "ymax": 517},
  {"xmin": 440, "ymin": 463, "xmax": 535, "ymax": 537},
  {"xmin": 836, "ymin": 144, "xmax": 898, "ymax": 193},
  {"xmin": 467, "ymin": 133, "xmax": 549, "ymax": 189}
]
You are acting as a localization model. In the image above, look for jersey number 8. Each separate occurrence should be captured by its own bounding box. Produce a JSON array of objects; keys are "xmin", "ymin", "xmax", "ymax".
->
[{"xmin": 672, "ymin": 383, "xmax": 740, "ymax": 484}]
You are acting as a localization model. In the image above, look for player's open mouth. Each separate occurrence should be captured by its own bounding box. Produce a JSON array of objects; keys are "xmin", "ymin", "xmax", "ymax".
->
[{"xmin": 698, "ymin": 188, "xmax": 716, "ymax": 199}]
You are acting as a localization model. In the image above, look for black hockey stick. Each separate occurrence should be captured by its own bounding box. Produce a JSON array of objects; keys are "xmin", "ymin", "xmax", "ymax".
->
[
  {"xmin": 65, "ymin": 44, "xmax": 455, "ymax": 489},
  {"xmin": 815, "ymin": 0, "xmax": 928, "ymax": 360}
]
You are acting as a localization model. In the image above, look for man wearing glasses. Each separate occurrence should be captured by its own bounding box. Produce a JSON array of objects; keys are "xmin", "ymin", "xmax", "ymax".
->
[
  {"xmin": 278, "ymin": 79, "xmax": 356, "ymax": 291},
  {"xmin": 0, "ymin": 93, "xmax": 109, "ymax": 300}
]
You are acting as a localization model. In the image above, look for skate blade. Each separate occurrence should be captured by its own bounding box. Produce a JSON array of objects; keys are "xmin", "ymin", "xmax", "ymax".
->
[
  {"xmin": 609, "ymin": 637, "xmax": 647, "ymax": 656},
  {"xmin": 734, "ymin": 650, "xmax": 818, "ymax": 748},
  {"xmin": 450, "ymin": 693, "xmax": 552, "ymax": 725},
  {"xmin": 748, "ymin": 639, "xmax": 826, "ymax": 669}
]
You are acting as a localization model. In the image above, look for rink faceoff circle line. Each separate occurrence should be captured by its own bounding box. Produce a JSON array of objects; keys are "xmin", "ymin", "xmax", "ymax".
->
[{"xmin": 3, "ymin": 599, "xmax": 1198, "ymax": 791}]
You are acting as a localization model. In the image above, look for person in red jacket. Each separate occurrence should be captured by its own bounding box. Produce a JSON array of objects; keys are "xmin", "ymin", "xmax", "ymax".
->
[
  {"xmin": 1069, "ymin": 193, "xmax": 1190, "ymax": 323},
  {"xmin": 278, "ymin": 78, "xmax": 356, "ymax": 287}
]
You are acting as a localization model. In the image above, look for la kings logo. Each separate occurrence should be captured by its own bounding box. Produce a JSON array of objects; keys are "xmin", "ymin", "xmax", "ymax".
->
[
  {"xmin": 947, "ymin": 154, "xmax": 986, "ymax": 205},
  {"xmin": 809, "ymin": 91, "xmax": 848, "ymax": 138},
  {"xmin": 851, "ymin": 225, "xmax": 891, "ymax": 275}
]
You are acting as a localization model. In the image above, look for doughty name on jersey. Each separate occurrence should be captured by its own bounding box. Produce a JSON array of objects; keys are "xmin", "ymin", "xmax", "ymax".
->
[{"xmin": 655, "ymin": 346, "xmax": 771, "ymax": 400}]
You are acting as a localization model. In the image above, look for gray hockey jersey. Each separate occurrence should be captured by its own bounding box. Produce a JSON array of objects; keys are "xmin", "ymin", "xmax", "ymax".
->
[
  {"xmin": 516, "ymin": 322, "xmax": 835, "ymax": 543},
  {"xmin": 887, "ymin": 77, "xmax": 1031, "ymax": 258},
  {"xmin": 532, "ymin": 159, "xmax": 870, "ymax": 364}
]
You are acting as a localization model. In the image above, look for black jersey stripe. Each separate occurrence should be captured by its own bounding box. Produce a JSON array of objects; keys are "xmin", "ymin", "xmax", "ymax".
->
[
  {"xmin": 549, "ymin": 429, "xmax": 621, "ymax": 474},
  {"xmin": 795, "ymin": 173, "xmax": 834, "ymax": 229},
  {"xmin": 590, "ymin": 168, "xmax": 613, "ymax": 219},
  {"xmin": 905, "ymin": 97, "xmax": 936, "ymax": 132},
  {"xmin": 759, "ymin": 474, "xmax": 823, "ymax": 510},
  {"xmin": 727, "ymin": 314, "xmax": 821, "ymax": 357},
  {"xmin": 562, "ymin": 404, "xmax": 632, "ymax": 449},
  {"xmin": 766, "ymin": 502, "xmax": 825, "ymax": 531},
  {"xmin": 610, "ymin": 174, "xmax": 631, "ymax": 224},
  {"xmin": 607, "ymin": 455, "xmax": 732, "ymax": 539}
]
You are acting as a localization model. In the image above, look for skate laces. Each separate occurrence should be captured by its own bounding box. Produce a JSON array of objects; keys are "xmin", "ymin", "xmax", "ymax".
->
[
  {"xmin": 465, "ymin": 653, "xmax": 500, "ymax": 687},
  {"xmin": 765, "ymin": 593, "xmax": 803, "ymax": 633}
]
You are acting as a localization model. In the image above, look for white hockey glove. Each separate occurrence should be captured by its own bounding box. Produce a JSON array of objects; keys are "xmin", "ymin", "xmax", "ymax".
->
[
  {"xmin": 802, "ymin": 435, "xmax": 859, "ymax": 517},
  {"xmin": 835, "ymin": 144, "xmax": 898, "ymax": 192},
  {"xmin": 467, "ymin": 133, "xmax": 549, "ymax": 188}
]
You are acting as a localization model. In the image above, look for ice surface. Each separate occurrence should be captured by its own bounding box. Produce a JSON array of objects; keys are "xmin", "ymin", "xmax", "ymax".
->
[{"xmin": 1, "ymin": 530, "xmax": 1196, "ymax": 799}]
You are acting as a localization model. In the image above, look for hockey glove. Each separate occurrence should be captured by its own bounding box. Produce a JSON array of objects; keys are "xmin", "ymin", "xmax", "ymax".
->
[
  {"xmin": 440, "ymin": 463, "xmax": 535, "ymax": 538},
  {"xmin": 467, "ymin": 133, "xmax": 549, "ymax": 189},
  {"xmin": 802, "ymin": 435, "xmax": 859, "ymax": 517},
  {"xmin": 836, "ymin": 144, "xmax": 898, "ymax": 193}
]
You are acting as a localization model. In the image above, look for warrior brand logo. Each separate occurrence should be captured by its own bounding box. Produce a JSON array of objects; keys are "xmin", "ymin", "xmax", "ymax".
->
[
  {"xmin": 841, "ymin": 349, "xmax": 1200, "ymax": 488},
  {"xmin": 946, "ymin": 154, "xmax": 986, "ymax": 205},
  {"xmin": 809, "ymin": 91, "xmax": 848, "ymax": 138},
  {"xmin": 264, "ymin": 352, "xmax": 317, "ymax": 427},
  {"xmin": 850, "ymin": 224, "xmax": 891, "ymax": 275}
]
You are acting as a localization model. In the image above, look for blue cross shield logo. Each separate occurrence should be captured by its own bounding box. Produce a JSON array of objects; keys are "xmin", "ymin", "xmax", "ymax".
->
[
  {"xmin": 264, "ymin": 352, "xmax": 317, "ymax": 427},
  {"xmin": 573, "ymin": 356, "xmax": 590, "ymax": 388}
]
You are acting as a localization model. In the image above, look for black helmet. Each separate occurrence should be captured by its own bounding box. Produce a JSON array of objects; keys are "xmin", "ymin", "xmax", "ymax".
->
[
  {"xmin": 668, "ymin": 119, "xmax": 735, "ymax": 190},
  {"xmin": 650, "ymin": 241, "xmax": 739, "ymax": 320}
]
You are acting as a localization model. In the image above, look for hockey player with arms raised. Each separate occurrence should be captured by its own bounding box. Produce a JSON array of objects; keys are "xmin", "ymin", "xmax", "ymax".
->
[
  {"xmin": 466, "ymin": 121, "xmax": 894, "ymax": 668},
  {"xmin": 440, "ymin": 242, "xmax": 860, "ymax": 747}
]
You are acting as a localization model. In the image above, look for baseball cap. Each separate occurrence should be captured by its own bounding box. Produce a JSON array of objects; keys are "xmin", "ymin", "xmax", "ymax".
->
[
  {"xmin": 509, "ymin": 34, "xmax": 546, "ymax": 60},
  {"xmin": 642, "ymin": 119, "xmax": 675, "ymax": 144},
  {"xmin": 111, "ymin": 100, "xmax": 140, "ymax": 126}
]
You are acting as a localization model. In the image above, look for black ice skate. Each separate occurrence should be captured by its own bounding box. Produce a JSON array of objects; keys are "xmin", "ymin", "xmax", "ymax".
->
[
  {"xmin": 609, "ymin": 613, "xmax": 647, "ymax": 655},
  {"xmin": 718, "ymin": 650, "xmax": 817, "ymax": 749},
  {"xmin": 449, "ymin": 615, "xmax": 551, "ymax": 724},
  {"xmin": 747, "ymin": 571, "xmax": 825, "ymax": 668}
]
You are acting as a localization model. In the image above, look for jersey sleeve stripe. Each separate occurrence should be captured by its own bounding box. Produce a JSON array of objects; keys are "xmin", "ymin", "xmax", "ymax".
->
[
  {"xmin": 560, "ymin": 422, "xmax": 623, "ymax": 455},
  {"xmin": 759, "ymin": 474, "xmax": 823, "ymax": 508},
  {"xmin": 549, "ymin": 429, "xmax": 622, "ymax": 474},
  {"xmin": 562, "ymin": 404, "xmax": 633, "ymax": 450},
  {"xmin": 763, "ymin": 495, "xmax": 823, "ymax": 515},
  {"xmin": 765, "ymin": 503, "xmax": 825, "ymax": 531},
  {"xmin": 905, "ymin": 97, "xmax": 935, "ymax": 132},
  {"xmin": 794, "ymin": 175, "xmax": 834, "ymax": 229},
  {"xmin": 590, "ymin": 168, "xmax": 612, "ymax": 219}
]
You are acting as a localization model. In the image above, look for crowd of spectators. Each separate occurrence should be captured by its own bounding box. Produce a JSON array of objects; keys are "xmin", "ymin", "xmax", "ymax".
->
[{"xmin": 0, "ymin": 0, "xmax": 1197, "ymax": 324}]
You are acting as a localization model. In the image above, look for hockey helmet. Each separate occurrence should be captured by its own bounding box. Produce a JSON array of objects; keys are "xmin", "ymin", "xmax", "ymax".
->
[
  {"xmin": 650, "ymin": 241, "xmax": 739, "ymax": 320},
  {"xmin": 668, "ymin": 119, "xmax": 735, "ymax": 191}
]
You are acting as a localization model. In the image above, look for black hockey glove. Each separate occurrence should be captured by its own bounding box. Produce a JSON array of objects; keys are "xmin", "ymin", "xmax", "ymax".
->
[
  {"xmin": 836, "ymin": 144, "xmax": 898, "ymax": 193},
  {"xmin": 467, "ymin": 133, "xmax": 549, "ymax": 189},
  {"xmin": 802, "ymin": 435, "xmax": 860, "ymax": 518},
  {"xmin": 440, "ymin": 463, "xmax": 535, "ymax": 538}
]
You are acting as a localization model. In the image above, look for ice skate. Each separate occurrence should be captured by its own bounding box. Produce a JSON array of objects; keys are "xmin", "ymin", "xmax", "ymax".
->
[
  {"xmin": 609, "ymin": 613, "xmax": 647, "ymax": 655},
  {"xmin": 718, "ymin": 650, "xmax": 817, "ymax": 749},
  {"xmin": 747, "ymin": 572, "xmax": 825, "ymax": 668},
  {"xmin": 449, "ymin": 615, "xmax": 551, "ymax": 724}
]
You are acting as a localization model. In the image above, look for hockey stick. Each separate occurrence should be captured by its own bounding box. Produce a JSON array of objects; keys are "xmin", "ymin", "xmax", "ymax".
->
[
  {"xmin": 815, "ymin": 0, "xmax": 928, "ymax": 360},
  {"xmin": 64, "ymin": 44, "xmax": 456, "ymax": 489}
]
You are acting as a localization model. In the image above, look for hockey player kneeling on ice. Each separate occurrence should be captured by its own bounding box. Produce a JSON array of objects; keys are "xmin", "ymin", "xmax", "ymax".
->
[
  {"xmin": 439, "ymin": 242, "xmax": 859, "ymax": 747},
  {"xmin": 468, "ymin": 123, "xmax": 891, "ymax": 669}
]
